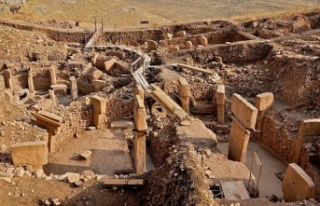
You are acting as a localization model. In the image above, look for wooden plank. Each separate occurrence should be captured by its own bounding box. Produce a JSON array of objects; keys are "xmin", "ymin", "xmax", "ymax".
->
[
  {"xmin": 151, "ymin": 91, "xmax": 187, "ymax": 120},
  {"xmin": 177, "ymin": 63, "xmax": 214, "ymax": 75},
  {"xmin": 99, "ymin": 178, "xmax": 144, "ymax": 186},
  {"xmin": 150, "ymin": 84, "xmax": 161, "ymax": 91}
]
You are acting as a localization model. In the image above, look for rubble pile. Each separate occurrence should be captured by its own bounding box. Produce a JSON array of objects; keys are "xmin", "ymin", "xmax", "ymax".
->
[{"xmin": 140, "ymin": 144, "xmax": 214, "ymax": 206}]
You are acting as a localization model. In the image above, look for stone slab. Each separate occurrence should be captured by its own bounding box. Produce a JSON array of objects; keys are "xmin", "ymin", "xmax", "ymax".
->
[
  {"xmin": 92, "ymin": 80, "xmax": 106, "ymax": 92},
  {"xmin": 104, "ymin": 58, "xmax": 117, "ymax": 72},
  {"xmin": 231, "ymin": 93, "xmax": 258, "ymax": 129},
  {"xmin": 228, "ymin": 116, "xmax": 250, "ymax": 164},
  {"xmin": 11, "ymin": 141, "xmax": 48, "ymax": 169},
  {"xmin": 220, "ymin": 180, "xmax": 250, "ymax": 200},
  {"xmin": 255, "ymin": 92, "xmax": 274, "ymax": 111},
  {"xmin": 298, "ymin": 119, "xmax": 320, "ymax": 136},
  {"xmin": 50, "ymin": 84, "xmax": 67, "ymax": 92},
  {"xmin": 37, "ymin": 111, "xmax": 63, "ymax": 123},
  {"xmin": 90, "ymin": 96, "xmax": 106, "ymax": 114},
  {"xmin": 110, "ymin": 121, "xmax": 134, "ymax": 129},
  {"xmin": 282, "ymin": 163, "xmax": 315, "ymax": 202}
]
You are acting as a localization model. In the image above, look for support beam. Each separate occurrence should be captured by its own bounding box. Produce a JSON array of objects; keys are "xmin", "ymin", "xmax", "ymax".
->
[
  {"xmin": 216, "ymin": 85, "xmax": 225, "ymax": 125},
  {"xmin": 99, "ymin": 178, "xmax": 144, "ymax": 187},
  {"xmin": 134, "ymin": 131, "xmax": 146, "ymax": 175},
  {"xmin": 177, "ymin": 63, "xmax": 214, "ymax": 75}
]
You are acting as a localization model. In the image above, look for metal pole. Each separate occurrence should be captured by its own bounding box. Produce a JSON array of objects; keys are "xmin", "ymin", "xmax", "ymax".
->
[
  {"xmin": 94, "ymin": 16, "xmax": 97, "ymax": 30},
  {"xmin": 247, "ymin": 152, "xmax": 255, "ymax": 190}
]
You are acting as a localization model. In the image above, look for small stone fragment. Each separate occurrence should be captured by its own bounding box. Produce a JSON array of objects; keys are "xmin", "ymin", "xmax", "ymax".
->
[
  {"xmin": 34, "ymin": 169, "xmax": 44, "ymax": 178},
  {"xmin": 80, "ymin": 151, "xmax": 92, "ymax": 160},
  {"xmin": 14, "ymin": 167, "xmax": 25, "ymax": 177},
  {"xmin": 67, "ymin": 172, "xmax": 80, "ymax": 183}
]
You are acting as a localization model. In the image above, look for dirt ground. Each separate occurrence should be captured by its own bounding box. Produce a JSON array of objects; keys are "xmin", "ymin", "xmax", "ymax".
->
[{"xmin": 0, "ymin": 0, "xmax": 319, "ymax": 26}]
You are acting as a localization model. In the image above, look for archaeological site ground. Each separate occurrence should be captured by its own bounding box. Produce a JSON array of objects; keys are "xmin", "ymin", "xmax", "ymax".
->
[{"xmin": 1, "ymin": 0, "xmax": 320, "ymax": 206}]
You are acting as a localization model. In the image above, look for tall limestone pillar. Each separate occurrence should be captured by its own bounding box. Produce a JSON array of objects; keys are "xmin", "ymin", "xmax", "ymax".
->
[
  {"xmin": 216, "ymin": 85, "xmax": 225, "ymax": 125},
  {"xmin": 69, "ymin": 76, "xmax": 78, "ymax": 101},
  {"xmin": 49, "ymin": 66, "xmax": 57, "ymax": 85},
  {"xmin": 178, "ymin": 77, "xmax": 190, "ymax": 114},
  {"xmin": 28, "ymin": 68, "xmax": 35, "ymax": 94},
  {"xmin": 133, "ymin": 94, "xmax": 147, "ymax": 174}
]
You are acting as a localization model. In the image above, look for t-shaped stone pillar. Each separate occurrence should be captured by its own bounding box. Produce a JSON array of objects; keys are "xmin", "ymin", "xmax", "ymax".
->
[
  {"xmin": 282, "ymin": 163, "xmax": 315, "ymax": 202},
  {"xmin": 28, "ymin": 68, "xmax": 35, "ymax": 94},
  {"xmin": 69, "ymin": 76, "xmax": 78, "ymax": 101},
  {"xmin": 228, "ymin": 93, "xmax": 258, "ymax": 164},
  {"xmin": 254, "ymin": 92, "xmax": 274, "ymax": 140},
  {"xmin": 90, "ymin": 96, "xmax": 106, "ymax": 129},
  {"xmin": 178, "ymin": 77, "xmax": 190, "ymax": 114},
  {"xmin": 48, "ymin": 66, "xmax": 57, "ymax": 85}
]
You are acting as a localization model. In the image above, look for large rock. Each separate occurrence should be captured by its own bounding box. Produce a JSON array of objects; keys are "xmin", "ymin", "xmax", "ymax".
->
[
  {"xmin": 67, "ymin": 172, "xmax": 80, "ymax": 183},
  {"xmin": 11, "ymin": 141, "xmax": 48, "ymax": 169}
]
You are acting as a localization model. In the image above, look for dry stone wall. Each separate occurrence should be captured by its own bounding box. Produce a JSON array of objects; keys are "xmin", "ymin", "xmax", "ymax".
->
[
  {"xmin": 260, "ymin": 111, "xmax": 298, "ymax": 162},
  {"xmin": 159, "ymin": 29, "xmax": 249, "ymax": 48},
  {"xmin": 176, "ymin": 42, "xmax": 273, "ymax": 64},
  {"xmin": 105, "ymin": 97, "xmax": 134, "ymax": 125},
  {"xmin": 50, "ymin": 101, "xmax": 93, "ymax": 148},
  {"xmin": 163, "ymin": 80, "xmax": 215, "ymax": 101}
]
